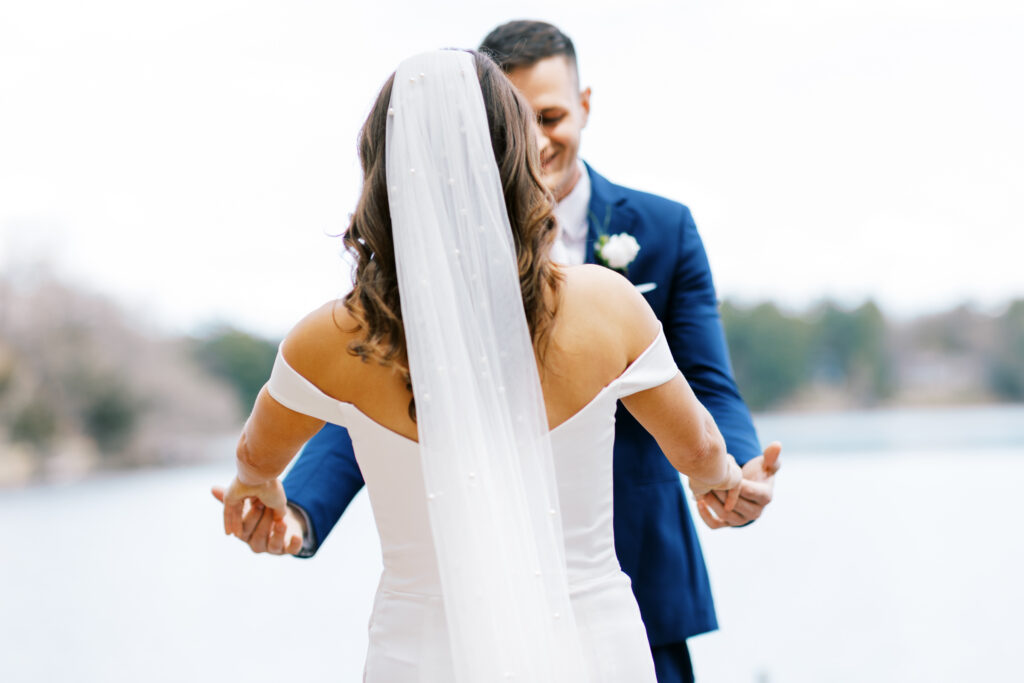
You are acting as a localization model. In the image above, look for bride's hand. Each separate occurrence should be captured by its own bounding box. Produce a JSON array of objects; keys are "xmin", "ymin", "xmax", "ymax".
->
[
  {"xmin": 696, "ymin": 442, "xmax": 782, "ymax": 529},
  {"xmin": 211, "ymin": 484, "xmax": 305, "ymax": 554},
  {"xmin": 687, "ymin": 458, "xmax": 742, "ymax": 510},
  {"xmin": 220, "ymin": 476, "xmax": 288, "ymax": 539}
]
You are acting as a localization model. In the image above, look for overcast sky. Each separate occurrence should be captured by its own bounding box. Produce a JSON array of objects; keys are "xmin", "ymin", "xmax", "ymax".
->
[{"xmin": 2, "ymin": 0, "xmax": 1021, "ymax": 337}]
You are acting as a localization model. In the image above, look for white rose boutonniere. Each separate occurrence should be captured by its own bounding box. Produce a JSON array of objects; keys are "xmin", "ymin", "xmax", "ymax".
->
[{"xmin": 596, "ymin": 232, "xmax": 640, "ymax": 272}]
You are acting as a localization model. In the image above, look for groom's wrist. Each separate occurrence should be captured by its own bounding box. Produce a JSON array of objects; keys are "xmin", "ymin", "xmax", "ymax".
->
[{"xmin": 288, "ymin": 502, "xmax": 317, "ymax": 558}]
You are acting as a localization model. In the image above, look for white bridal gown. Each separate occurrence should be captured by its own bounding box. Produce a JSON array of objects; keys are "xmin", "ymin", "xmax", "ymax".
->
[{"xmin": 267, "ymin": 330, "xmax": 677, "ymax": 682}]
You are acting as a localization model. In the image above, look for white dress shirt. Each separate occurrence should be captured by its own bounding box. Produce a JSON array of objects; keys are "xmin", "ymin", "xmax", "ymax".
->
[{"xmin": 549, "ymin": 160, "xmax": 591, "ymax": 266}]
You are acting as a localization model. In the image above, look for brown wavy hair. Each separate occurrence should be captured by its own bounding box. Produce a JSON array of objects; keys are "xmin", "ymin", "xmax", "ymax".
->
[{"xmin": 338, "ymin": 50, "xmax": 562, "ymax": 419}]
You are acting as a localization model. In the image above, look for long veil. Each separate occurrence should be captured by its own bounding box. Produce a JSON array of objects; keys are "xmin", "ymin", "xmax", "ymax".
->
[{"xmin": 386, "ymin": 50, "xmax": 588, "ymax": 681}]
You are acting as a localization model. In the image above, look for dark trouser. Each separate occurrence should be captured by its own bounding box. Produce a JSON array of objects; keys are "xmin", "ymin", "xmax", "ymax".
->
[{"xmin": 651, "ymin": 640, "xmax": 694, "ymax": 683}]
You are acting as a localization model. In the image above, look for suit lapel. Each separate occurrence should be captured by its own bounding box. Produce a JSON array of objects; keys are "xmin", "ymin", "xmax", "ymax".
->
[{"xmin": 584, "ymin": 163, "xmax": 634, "ymax": 268}]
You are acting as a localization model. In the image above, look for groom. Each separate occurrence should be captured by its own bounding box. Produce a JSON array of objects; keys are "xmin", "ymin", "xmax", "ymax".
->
[{"xmin": 220, "ymin": 21, "xmax": 780, "ymax": 683}]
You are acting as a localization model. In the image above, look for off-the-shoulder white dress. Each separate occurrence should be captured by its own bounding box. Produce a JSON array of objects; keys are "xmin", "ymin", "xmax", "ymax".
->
[{"xmin": 267, "ymin": 330, "xmax": 678, "ymax": 682}]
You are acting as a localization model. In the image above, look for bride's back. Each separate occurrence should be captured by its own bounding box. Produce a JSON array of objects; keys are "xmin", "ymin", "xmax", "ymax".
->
[
  {"xmin": 271, "ymin": 259, "xmax": 668, "ymax": 683},
  {"xmin": 282, "ymin": 262, "xmax": 660, "ymax": 443},
  {"xmin": 269, "ymin": 260, "xmax": 668, "ymax": 683}
]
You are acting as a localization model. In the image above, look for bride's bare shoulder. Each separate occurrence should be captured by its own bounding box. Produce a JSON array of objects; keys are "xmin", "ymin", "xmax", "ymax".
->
[
  {"xmin": 561, "ymin": 264, "xmax": 636, "ymax": 298},
  {"xmin": 558, "ymin": 265, "xmax": 661, "ymax": 359},
  {"xmin": 280, "ymin": 300, "xmax": 363, "ymax": 384}
]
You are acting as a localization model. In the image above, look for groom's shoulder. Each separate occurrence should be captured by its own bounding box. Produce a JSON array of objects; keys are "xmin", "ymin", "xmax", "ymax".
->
[{"xmin": 588, "ymin": 166, "xmax": 696, "ymax": 228}]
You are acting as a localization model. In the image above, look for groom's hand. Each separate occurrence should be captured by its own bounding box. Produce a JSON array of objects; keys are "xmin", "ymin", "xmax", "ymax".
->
[
  {"xmin": 696, "ymin": 442, "xmax": 781, "ymax": 529},
  {"xmin": 211, "ymin": 486, "xmax": 306, "ymax": 555}
]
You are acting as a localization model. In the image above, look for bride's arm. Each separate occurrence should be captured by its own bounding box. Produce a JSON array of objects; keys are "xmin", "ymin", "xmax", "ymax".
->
[
  {"xmin": 588, "ymin": 267, "xmax": 742, "ymax": 504},
  {"xmin": 236, "ymin": 386, "xmax": 327, "ymax": 485},
  {"xmin": 221, "ymin": 305, "xmax": 340, "ymax": 539},
  {"xmin": 222, "ymin": 387, "xmax": 326, "ymax": 538},
  {"xmin": 620, "ymin": 375, "xmax": 741, "ymax": 500}
]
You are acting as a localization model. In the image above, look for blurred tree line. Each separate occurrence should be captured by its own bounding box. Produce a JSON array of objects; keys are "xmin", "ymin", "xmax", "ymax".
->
[
  {"xmin": 721, "ymin": 298, "xmax": 1024, "ymax": 411},
  {"xmin": 4, "ymin": 263, "xmax": 1022, "ymax": 484},
  {"xmin": 986, "ymin": 300, "xmax": 1024, "ymax": 400},
  {"xmin": 190, "ymin": 327, "xmax": 278, "ymax": 414},
  {"xmin": 0, "ymin": 270, "xmax": 254, "ymax": 484}
]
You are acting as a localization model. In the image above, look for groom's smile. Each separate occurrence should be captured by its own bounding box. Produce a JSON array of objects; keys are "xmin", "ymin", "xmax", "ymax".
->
[
  {"xmin": 507, "ymin": 55, "xmax": 591, "ymax": 202},
  {"xmin": 540, "ymin": 148, "xmax": 560, "ymax": 171}
]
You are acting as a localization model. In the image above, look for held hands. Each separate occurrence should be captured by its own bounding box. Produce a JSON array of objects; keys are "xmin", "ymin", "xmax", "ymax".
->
[
  {"xmin": 212, "ymin": 478, "xmax": 305, "ymax": 555},
  {"xmin": 687, "ymin": 456, "xmax": 744, "ymax": 512},
  {"xmin": 695, "ymin": 441, "xmax": 782, "ymax": 530}
]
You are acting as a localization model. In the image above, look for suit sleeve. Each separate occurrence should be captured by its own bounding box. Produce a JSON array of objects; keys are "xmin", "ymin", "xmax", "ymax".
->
[
  {"xmin": 283, "ymin": 423, "xmax": 365, "ymax": 558},
  {"xmin": 664, "ymin": 207, "xmax": 761, "ymax": 466}
]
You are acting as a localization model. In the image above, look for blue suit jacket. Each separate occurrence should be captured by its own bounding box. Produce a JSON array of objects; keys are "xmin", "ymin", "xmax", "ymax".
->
[{"xmin": 284, "ymin": 165, "xmax": 761, "ymax": 646}]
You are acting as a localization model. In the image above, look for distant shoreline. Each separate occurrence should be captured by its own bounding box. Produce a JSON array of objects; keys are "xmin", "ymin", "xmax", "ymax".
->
[
  {"xmin": 0, "ymin": 432, "xmax": 237, "ymax": 489},
  {"xmin": 6, "ymin": 401, "xmax": 1024, "ymax": 489}
]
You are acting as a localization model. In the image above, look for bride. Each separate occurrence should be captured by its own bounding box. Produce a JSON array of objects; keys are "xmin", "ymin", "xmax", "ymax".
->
[{"xmin": 218, "ymin": 49, "xmax": 742, "ymax": 682}]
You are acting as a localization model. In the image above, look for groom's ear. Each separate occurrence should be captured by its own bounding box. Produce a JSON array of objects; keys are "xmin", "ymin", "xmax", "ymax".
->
[{"xmin": 580, "ymin": 87, "xmax": 592, "ymax": 128}]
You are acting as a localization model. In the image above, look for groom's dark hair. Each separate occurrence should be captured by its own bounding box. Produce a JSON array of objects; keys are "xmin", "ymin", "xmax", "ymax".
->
[{"xmin": 479, "ymin": 20, "xmax": 578, "ymax": 78}]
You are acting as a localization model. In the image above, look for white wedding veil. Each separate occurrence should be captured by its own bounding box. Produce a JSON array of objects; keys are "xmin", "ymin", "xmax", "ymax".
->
[{"xmin": 386, "ymin": 50, "xmax": 588, "ymax": 681}]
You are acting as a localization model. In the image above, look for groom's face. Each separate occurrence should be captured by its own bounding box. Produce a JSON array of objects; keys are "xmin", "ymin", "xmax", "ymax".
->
[{"xmin": 507, "ymin": 55, "xmax": 591, "ymax": 202}]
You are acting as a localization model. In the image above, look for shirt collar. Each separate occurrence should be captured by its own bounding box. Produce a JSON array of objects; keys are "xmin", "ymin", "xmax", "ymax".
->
[{"xmin": 553, "ymin": 159, "xmax": 591, "ymax": 241}]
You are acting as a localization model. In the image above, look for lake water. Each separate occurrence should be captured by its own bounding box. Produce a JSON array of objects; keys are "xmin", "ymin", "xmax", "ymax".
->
[{"xmin": 1, "ymin": 405, "xmax": 1022, "ymax": 682}]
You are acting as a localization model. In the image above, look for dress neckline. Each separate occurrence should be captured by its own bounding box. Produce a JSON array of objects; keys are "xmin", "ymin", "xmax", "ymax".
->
[{"xmin": 276, "ymin": 327, "xmax": 666, "ymax": 448}]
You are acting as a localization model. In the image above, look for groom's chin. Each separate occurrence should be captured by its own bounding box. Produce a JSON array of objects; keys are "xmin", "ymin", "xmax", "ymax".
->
[{"xmin": 542, "ymin": 165, "xmax": 573, "ymax": 201}]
